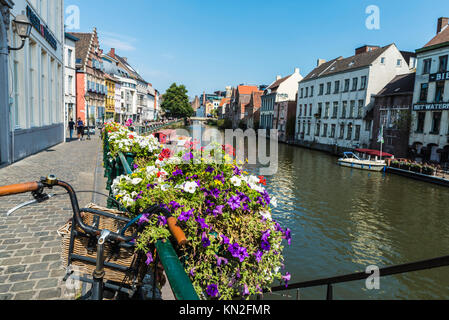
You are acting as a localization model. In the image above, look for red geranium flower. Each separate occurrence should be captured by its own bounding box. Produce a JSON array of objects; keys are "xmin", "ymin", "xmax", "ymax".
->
[{"xmin": 259, "ymin": 176, "xmax": 267, "ymax": 186}]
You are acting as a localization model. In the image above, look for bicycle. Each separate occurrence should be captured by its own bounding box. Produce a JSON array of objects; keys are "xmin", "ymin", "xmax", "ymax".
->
[{"xmin": 0, "ymin": 175, "xmax": 187, "ymax": 300}]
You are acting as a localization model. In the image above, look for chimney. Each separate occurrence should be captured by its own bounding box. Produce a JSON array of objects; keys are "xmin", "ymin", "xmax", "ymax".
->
[
  {"xmin": 294, "ymin": 68, "xmax": 300, "ymax": 74},
  {"xmin": 437, "ymin": 17, "xmax": 449, "ymax": 34},
  {"xmin": 317, "ymin": 59, "xmax": 326, "ymax": 67},
  {"xmin": 122, "ymin": 57, "xmax": 128, "ymax": 62},
  {"xmin": 276, "ymin": 75, "xmax": 282, "ymax": 81},
  {"xmin": 109, "ymin": 48, "xmax": 115, "ymax": 57},
  {"xmin": 355, "ymin": 45, "xmax": 380, "ymax": 55}
]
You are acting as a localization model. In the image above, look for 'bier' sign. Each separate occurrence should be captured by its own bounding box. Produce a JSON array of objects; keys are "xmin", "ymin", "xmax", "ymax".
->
[{"xmin": 429, "ymin": 72, "xmax": 449, "ymax": 82}]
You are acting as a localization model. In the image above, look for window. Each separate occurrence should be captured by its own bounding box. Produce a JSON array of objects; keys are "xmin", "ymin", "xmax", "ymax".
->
[
  {"xmin": 339, "ymin": 124, "xmax": 345, "ymax": 139},
  {"xmin": 319, "ymin": 84, "xmax": 324, "ymax": 95},
  {"xmin": 332, "ymin": 102, "xmax": 338, "ymax": 118},
  {"xmin": 322, "ymin": 124, "xmax": 328, "ymax": 137},
  {"xmin": 344, "ymin": 79, "xmax": 350, "ymax": 92},
  {"xmin": 334, "ymin": 81, "xmax": 340, "ymax": 94},
  {"xmin": 326, "ymin": 82, "xmax": 331, "ymax": 95},
  {"xmin": 68, "ymin": 75, "xmax": 73, "ymax": 92},
  {"xmin": 299, "ymin": 104, "xmax": 302, "ymax": 117},
  {"xmin": 417, "ymin": 83, "xmax": 429, "ymax": 103},
  {"xmin": 360, "ymin": 76, "xmax": 367, "ymax": 90},
  {"xmin": 305, "ymin": 87, "xmax": 309, "ymax": 98},
  {"xmin": 325, "ymin": 102, "xmax": 330, "ymax": 118},
  {"xmin": 357, "ymin": 100, "xmax": 364, "ymax": 118},
  {"xmin": 439, "ymin": 55, "xmax": 448, "ymax": 73},
  {"xmin": 315, "ymin": 123, "xmax": 321, "ymax": 136},
  {"xmin": 309, "ymin": 104, "xmax": 312, "ymax": 116},
  {"xmin": 355, "ymin": 125, "xmax": 361, "ymax": 141},
  {"xmin": 330, "ymin": 124, "xmax": 336, "ymax": 138},
  {"xmin": 342, "ymin": 101, "xmax": 347, "ymax": 119},
  {"xmin": 318, "ymin": 103, "xmax": 323, "ymax": 118},
  {"xmin": 435, "ymin": 81, "xmax": 445, "ymax": 102},
  {"xmin": 380, "ymin": 57, "xmax": 386, "ymax": 64},
  {"xmin": 352, "ymin": 78, "xmax": 358, "ymax": 91},
  {"xmin": 416, "ymin": 112, "xmax": 425, "ymax": 133},
  {"xmin": 431, "ymin": 112, "xmax": 442, "ymax": 134},
  {"xmin": 423, "ymin": 59, "xmax": 432, "ymax": 74},
  {"xmin": 68, "ymin": 49, "xmax": 73, "ymax": 67},
  {"xmin": 307, "ymin": 121, "xmax": 311, "ymax": 135},
  {"xmin": 347, "ymin": 125, "xmax": 353, "ymax": 140},
  {"xmin": 310, "ymin": 86, "xmax": 314, "ymax": 97},
  {"xmin": 349, "ymin": 101, "xmax": 355, "ymax": 118},
  {"xmin": 300, "ymin": 88, "xmax": 303, "ymax": 98},
  {"xmin": 365, "ymin": 120, "xmax": 371, "ymax": 132},
  {"xmin": 396, "ymin": 59, "xmax": 402, "ymax": 67}
]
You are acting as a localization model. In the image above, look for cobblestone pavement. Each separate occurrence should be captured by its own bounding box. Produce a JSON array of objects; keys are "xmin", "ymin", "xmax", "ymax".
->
[{"xmin": 0, "ymin": 135, "xmax": 104, "ymax": 300}]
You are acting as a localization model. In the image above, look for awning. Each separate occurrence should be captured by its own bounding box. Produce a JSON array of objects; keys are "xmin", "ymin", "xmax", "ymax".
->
[{"xmin": 355, "ymin": 149, "xmax": 393, "ymax": 158}]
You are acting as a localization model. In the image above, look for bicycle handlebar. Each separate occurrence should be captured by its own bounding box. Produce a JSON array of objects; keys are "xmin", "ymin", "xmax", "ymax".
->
[
  {"xmin": 0, "ymin": 182, "xmax": 42, "ymax": 197},
  {"xmin": 0, "ymin": 177, "xmax": 188, "ymax": 246}
]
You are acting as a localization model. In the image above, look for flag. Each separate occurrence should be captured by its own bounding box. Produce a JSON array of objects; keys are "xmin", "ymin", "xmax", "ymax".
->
[{"xmin": 377, "ymin": 126, "xmax": 384, "ymax": 144}]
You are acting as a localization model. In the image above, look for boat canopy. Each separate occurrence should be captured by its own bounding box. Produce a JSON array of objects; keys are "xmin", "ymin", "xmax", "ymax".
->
[{"xmin": 355, "ymin": 149, "xmax": 393, "ymax": 158}]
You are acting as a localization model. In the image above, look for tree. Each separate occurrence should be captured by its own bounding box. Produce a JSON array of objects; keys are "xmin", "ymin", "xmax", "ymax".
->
[{"xmin": 161, "ymin": 83, "xmax": 194, "ymax": 118}]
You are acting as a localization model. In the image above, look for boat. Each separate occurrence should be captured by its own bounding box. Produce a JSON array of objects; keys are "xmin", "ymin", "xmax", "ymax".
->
[
  {"xmin": 338, "ymin": 151, "xmax": 389, "ymax": 172},
  {"xmin": 154, "ymin": 129, "xmax": 177, "ymax": 145}
]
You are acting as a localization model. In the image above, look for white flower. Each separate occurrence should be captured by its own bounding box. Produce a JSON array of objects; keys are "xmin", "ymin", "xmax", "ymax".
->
[
  {"xmin": 183, "ymin": 181, "xmax": 197, "ymax": 194},
  {"xmin": 146, "ymin": 166, "xmax": 158, "ymax": 177},
  {"xmin": 250, "ymin": 183, "xmax": 265, "ymax": 194},
  {"xmin": 131, "ymin": 178, "xmax": 143, "ymax": 185},
  {"xmin": 122, "ymin": 195, "xmax": 134, "ymax": 207},
  {"xmin": 271, "ymin": 197, "xmax": 278, "ymax": 208},
  {"xmin": 260, "ymin": 210, "xmax": 272, "ymax": 221},
  {"xmin": 230, "ymin": 176, "xmax": 242, "ymax": 187},
  {"xmin": 160, "ymin": 184, "xmax": 170, "ymax": 191},
  {"xmin": 248, "ymin": 175, "xmax": 259, "ymax": 185}
]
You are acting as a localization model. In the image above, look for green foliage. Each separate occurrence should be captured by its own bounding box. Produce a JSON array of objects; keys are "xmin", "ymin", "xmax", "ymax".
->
[{"xmin": 161, "ymin": 83, "xmax": 195, "ymax": 118}]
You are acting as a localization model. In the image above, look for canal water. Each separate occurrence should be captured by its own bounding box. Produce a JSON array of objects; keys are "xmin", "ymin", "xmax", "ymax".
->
[{"xmin": 184, "ymin": 123, "xmax": 449, "ymax": 300}]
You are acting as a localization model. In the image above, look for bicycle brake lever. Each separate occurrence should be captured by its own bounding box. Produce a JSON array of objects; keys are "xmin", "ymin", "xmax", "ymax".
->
[{"xmin": 6, "ymin": 194, "xmax": 55, "ymax": 216}]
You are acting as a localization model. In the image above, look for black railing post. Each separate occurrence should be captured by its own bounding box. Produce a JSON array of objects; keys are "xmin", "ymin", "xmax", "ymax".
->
[{"xmin": 326, "ymin": 284, "xmax": 333, "ymax": 300}]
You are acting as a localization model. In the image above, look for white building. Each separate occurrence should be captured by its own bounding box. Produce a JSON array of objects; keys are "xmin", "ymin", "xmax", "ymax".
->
[
  {"xmin": 64, "ymin": 32, "xmax": 78, "ymax": 139},
  {"xmin": 260, "ymin": 68, "xmax": 302, "ymax": 129},
  {"xmin": 409, "ymin": 18, "xmax": 449, "ymax": 164},
  {"xmin": 1, "ymin": 0, "xmax": 64, "ymax": 164},
  {"xmin": 145, "ymin": 84, "xmax": 156, "ymax": 121},
  {"xmin": 295, "ymin": 44, "xmax": 411, "ymax": 152}
]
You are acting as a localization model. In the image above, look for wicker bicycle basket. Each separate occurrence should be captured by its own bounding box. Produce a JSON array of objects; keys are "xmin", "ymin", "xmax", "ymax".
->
[{"xmin": 57, "ymin": 203, "xmax": 146, "ymax": 286}]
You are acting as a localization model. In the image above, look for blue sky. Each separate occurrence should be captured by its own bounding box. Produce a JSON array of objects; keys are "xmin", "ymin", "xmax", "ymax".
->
[{"xmin": 65, "ymin": 0, "xmax": 449, "ymax": 99}]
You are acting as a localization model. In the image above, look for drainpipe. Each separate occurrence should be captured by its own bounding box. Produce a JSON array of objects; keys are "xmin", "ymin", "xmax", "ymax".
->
[{"xmin": 0, "ymin": 1, "xmax": 12, "ymax": 164}]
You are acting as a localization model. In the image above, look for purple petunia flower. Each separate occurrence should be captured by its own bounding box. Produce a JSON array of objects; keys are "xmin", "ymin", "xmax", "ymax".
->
[
  {"xmin": 133, "ymin": 164, "xmax": 139, "ymax": 170},
  {"xmin": 201, "ymin": 232, "xmax": 211, "ymax": 248},
  {"xmin": 172, "ymin": 168, "xmax": 183, "ymax": 176},
  {"xmin": 282, "ymin": 272, "xmax": 291, "ymax": 288},
  {"xmin": 213, "ymin": 205, "xmax": 224, "ymax": 216},
  {"xmin": 209, "ymin": 188, "xmax": 221, "ymax": 199},
  {"xmin": 238, "ymin": 246, "xmax": 249, "ymax": 262},
  {"xmin": 183, "ymin": 152, "xmax": 194, "ymax": 162},
  {"xmin": 261, "ymin": 240, "xmax": 271, "ymax": 252},
  {"xmin": 206, "ymin": 284, "xmax": 219, "ymax": 297},
  {"xmin": 233, "ymin": 166, "xmax": 242, "ymax": 176},
  {"xmin": 227, "ymin": 196, "xmax": 241, "ymax": 211},
  {"xmin": 283, "ymin": 228, "xmax": 292, "ymax": 245},
  {"xmin": 205, "ymin": 166, "xmax": 215, "ymax": 174},
  {"xmin": 178, "ymin": 209, "xmax": 194, "ymax": 222},
  {"xmin": 145, "ymin": 252, "xmax": 153, "ymax": 265},
  {"xmin": 254, "ymin": 250, "xmax": 264, "ymax": 263},
  {"xmin": 196, "ymin": 216, "xmax": 210, "ymax": 230},
  {"xmin": 243, "ymin": 284, "xmax": 250, "ymax": 296},
  {"xmin": 216, "ymin": 255, "xmax": 229, "ymax": 267},
  {"xmin": 189, "ymin": 268, "xmax": 196, "ymax": 277},
  {"xmin": 228, "ymin": 243, "xmax": 240, "ymax": 257},
  {"xmin": 169, "ymin": 201, "xmax": 183, "ymax": 212},
  {"xmin": 158, "ymin": 215, "xmax": 167, "ymax": 226},
  {"xmin": 220, "ymin": 235, "xmax": 230, "ymax": 245},
  {"xmin": 138, "ymin": 213, "xmax": 150, "ymax": 225}
]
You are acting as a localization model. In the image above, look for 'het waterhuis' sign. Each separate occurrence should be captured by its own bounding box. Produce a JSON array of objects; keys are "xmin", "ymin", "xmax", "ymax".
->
[
  {"xmin": 413, "ymin": 103, "xmax": 449, "ymax": 111},
  {"xmin": 26, "ymin": 5, "xmax": 57, "ymax": 50}
]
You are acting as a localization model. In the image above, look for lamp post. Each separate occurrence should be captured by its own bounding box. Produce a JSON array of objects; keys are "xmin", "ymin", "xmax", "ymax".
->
[
  {"xmin": 8, "ymin": 14, "xmax": 31, "ymax": 52},
  {"xmin": 84, "ymin": 94, "xmax": 91, "ymax": 140}
]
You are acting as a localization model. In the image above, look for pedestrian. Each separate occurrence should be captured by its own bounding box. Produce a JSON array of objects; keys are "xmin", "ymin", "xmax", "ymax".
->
[
  {"xmin": 76, "ymin": 117, "xmax": 84, "ymax": 141},
  {"xmin": 68, "ymin": 118, "xmax": 75, "ymax": 141}
]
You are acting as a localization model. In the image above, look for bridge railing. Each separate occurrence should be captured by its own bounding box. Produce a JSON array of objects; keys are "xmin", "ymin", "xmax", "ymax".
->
[{"xmin": 259, "ymin": 254, "xmax": 449, "ymax": 300}]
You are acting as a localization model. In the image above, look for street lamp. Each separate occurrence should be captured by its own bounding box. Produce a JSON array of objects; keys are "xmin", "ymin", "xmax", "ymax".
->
[
  {"xmin": 8, "ymin": 14, "xmax": 32, "ymax": 52},
  {"xmin": 84, "ymin": 94, "xmax": 91, "ymax": 140}
]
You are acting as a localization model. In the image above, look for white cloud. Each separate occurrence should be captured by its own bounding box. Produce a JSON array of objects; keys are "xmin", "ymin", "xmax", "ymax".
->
[{"xmin": 99, "ymin": 31, "xmax": 137, "ymax": 52}]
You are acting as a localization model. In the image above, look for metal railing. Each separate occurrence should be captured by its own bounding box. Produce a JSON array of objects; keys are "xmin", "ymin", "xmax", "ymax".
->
[
  {"xmin": 262, "ymin": 255, "xmax": 449, "ymax": 300},
  {"xmin": 102, "ymin": 132, "xmax": 199, "ymax": 300}
]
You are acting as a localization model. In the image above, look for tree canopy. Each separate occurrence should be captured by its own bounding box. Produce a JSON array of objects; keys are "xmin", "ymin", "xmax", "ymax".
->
[{"xmin": 161, "ymin": 83, "xmax": 194, "ymax": 118}]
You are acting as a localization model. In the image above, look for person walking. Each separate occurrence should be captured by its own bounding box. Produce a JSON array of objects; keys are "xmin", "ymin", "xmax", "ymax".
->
[
  {"xmin": 68, "ymin": 118, "xmax": 75, "ymax": 141},
  {"xmin": 76, "ymin": 117, "xmax": 84, "ymax": 141}
]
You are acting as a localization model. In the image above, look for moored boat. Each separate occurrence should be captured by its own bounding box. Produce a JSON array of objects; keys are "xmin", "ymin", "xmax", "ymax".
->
[{"xmin": 338, "ymin": 149, "xmax": 394, "ymax": 172}]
